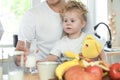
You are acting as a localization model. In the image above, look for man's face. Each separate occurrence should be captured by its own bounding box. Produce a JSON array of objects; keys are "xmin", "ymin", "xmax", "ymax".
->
[{"xmin": 47, "ymin": 0, "xmax": 63, "ymax": 5}]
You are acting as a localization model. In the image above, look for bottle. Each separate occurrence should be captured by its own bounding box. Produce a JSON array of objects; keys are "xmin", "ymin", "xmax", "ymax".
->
[{"xmin": 8, "ymin": 51, "xmax": 24, "ymax": 80}]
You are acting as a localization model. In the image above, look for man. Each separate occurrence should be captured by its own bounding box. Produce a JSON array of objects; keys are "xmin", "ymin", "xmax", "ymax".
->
[{"xmin": 15, "ymin": 0, "xmax": 66, "ymax": 65}]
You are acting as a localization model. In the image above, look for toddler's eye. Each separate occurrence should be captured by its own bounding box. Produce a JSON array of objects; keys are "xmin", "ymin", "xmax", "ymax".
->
[
  {"xmin": 71, "ymin": 20, "xmax": 75, "ymax": 22},
  {"xmin": 64, "ymin": 19, "xmax": 68, "ymax": 22}
]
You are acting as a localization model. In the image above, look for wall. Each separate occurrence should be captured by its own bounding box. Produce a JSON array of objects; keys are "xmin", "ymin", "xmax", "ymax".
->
[
  {"xmin": 108, "ymin": 0, "xmax": 120, "ymax": 47},
  {"xmin": 94, "ymin": 0, "xmax": 120, "ymax": 47}
]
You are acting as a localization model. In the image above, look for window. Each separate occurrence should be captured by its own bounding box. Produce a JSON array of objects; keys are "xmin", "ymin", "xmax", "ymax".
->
[{"xmin": 0, "ymin": 0, "xmax": 31, "ymax": 46}]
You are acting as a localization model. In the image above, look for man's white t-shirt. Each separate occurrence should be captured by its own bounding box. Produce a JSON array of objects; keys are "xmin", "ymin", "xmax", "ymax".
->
[{"xmin": 18, "ymin": 1, "xmax": 63, "ymax": 60}]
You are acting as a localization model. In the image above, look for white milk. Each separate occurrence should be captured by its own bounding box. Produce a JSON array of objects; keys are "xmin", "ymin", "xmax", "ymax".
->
[
  {"xmin": 8, "ymin": 70, "xmax": 24, "ymax": 80},
  {"xmin": 0, "ymin": 67, "xmax": 2, "ymax": 80},
  {"xmin": 25, "ymin": 54, "xmax": 36, "ymax": 68},
  {"xmin": 37, "ymin": 62, "xmax": 58, "ymax": 80}
]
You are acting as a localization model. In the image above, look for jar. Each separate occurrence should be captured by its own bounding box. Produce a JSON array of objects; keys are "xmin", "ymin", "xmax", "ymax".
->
[
  {"xmin": 0, "ymin": 55, "xmax": 3, "ymax": 80},
  {"xmin": 8, "ymin": 51, "xmax": 24, "ymax": 80}
]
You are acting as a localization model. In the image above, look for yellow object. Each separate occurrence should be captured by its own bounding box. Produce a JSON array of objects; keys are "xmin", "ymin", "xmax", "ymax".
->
[
  {"xmin": 55, "ymin": 59, "xmax": 80, "ymax": 80},
  {"xmin": 65, "ymin": 51, "xmax": 79, "ymax": 59},
  {"xmin": 93, "ymin": 61, "xmax": 110, "ymax": 71},
  {"xmin": 81, "ymin": 60, "xmax": 110, "ymax": 71},
  {"xmin": 82, "ymin": 35, "xmax": 102, "ymax": 58}
]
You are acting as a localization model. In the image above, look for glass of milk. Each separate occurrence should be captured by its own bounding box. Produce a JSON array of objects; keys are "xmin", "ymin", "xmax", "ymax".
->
[
  {"xmin": 25, "ymin": 52, "xmax": 37, "ymax": 73},
  {"xmin": 8, "ymin": 51, "xmax": 24, "ymax": 80}
]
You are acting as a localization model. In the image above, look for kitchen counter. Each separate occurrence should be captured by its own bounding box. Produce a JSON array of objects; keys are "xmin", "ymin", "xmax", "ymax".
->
[
  {"xmin": 3, "ymin": 73, "xmax": 58, "ymax": 80},
  {"xmin": 3, "ymin": 73, "xmax": 110, "ymax": 80},
  {"xmin": 24, "ymin": 73, "xmax": 58, "ymax": 80},
  {"xmin": 24, "ymin": 73, "xmax": 110, "ymax": 80},
  {"xmin": 24, "ymin": 73, "xmax": 39, "ymax": 80},
  {"xmin": 3, "ymin": 73, "xmax": 39, "ymax": 80}
]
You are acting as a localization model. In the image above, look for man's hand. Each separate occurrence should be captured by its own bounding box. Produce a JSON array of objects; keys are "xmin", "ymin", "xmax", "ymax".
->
[
  {"xmin": 15, "ymin": 40, "xmax": 30, "ymax": 66},
  {"xmin": 15, "ymin": 48, "xmax": 29, "ymax": 66},
  {"xmin": 15, "ymin": 55, "xmax": 21, "ymax": 66}
]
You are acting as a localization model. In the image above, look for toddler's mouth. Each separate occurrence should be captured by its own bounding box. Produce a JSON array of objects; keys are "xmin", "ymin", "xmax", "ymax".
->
[{"xmin": 66, "ymin": 27, "xmax": 72, "ymax": 29}]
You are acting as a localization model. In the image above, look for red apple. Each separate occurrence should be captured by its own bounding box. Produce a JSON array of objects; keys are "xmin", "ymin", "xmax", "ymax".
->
[
  {"xmin": 85, "ymin": 65, "xmax": 103, "ymax": 80},
  {"xmin": 64, "ymin": 65, "xmax": 103, "ymax": 80},
  {"xmin": 108, "ymin": 63, "xmax": 120, "ymax": 80}
]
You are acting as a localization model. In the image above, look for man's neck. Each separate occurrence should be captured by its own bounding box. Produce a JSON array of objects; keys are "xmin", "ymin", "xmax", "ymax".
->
[{"xmin": 47, "ymin": 0, "xmax": 66, "ymax": 13}]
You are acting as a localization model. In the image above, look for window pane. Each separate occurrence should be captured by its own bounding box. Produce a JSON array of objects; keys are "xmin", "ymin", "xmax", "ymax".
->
[{"xmin": 0, "ymin": 0, "xmax": 31, "ymax": 46}]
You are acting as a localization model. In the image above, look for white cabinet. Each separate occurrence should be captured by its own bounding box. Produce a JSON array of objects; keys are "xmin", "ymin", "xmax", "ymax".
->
[{"xmin": 106, "ymin": 51, "xmax": 120, "ymax": 64}]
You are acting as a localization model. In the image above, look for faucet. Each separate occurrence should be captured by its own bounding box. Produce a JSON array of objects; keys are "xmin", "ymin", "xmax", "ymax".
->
[{"xmin": 94, "ymin": 22, "xmax": 112, "ymax": 48}]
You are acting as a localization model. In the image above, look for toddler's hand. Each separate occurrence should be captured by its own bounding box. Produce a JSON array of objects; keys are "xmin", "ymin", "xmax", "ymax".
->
[{"xmin": 79, "ymin": 53, "xmax": 84, "ymax": 60}]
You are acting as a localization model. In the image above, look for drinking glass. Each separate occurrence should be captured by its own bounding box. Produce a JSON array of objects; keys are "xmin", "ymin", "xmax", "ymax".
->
[
  {"xmin": 8, "ymin": 51, "xmax": 24, "ymax": 80},
  {"xmin": 25, "ymin": 51, "xmax": 37, "ymax": 73}
]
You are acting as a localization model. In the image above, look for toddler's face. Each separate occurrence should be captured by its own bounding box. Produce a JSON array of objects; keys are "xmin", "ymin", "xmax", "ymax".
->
[{"xmin": 63, "ymin": 11, "xmax": 86, "ymax": 35}]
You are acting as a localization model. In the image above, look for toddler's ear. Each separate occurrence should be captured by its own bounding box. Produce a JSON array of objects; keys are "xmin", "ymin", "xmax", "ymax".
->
[{"xmin": 81, "ymin": 21, "xmax": 86, "ymax": 28}]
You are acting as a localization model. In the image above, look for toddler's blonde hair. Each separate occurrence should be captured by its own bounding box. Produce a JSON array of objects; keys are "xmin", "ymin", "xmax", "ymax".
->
[{"xmin": 61, "ymin": 0, "xmax": 88, "ymax": 21}]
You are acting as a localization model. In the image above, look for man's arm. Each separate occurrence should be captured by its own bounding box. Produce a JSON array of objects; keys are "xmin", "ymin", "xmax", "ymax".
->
[
  {"xmin": 16, "ymin": 40, "xmax": 30, "ymax": 58},
  {"xmin": 16, "ymin": 40, "xmax": 30, "ymax": 50}
]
